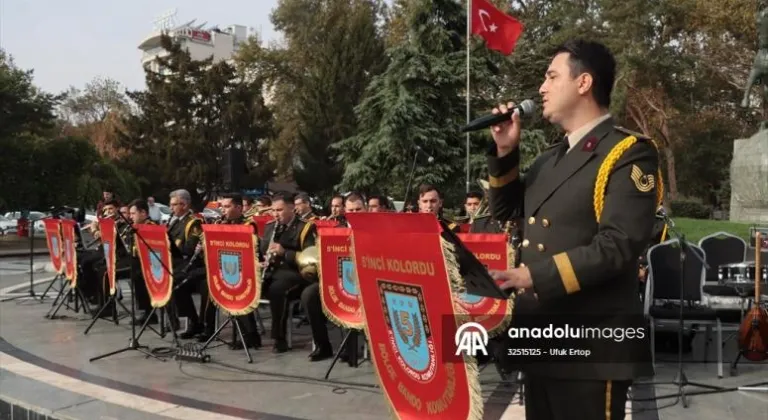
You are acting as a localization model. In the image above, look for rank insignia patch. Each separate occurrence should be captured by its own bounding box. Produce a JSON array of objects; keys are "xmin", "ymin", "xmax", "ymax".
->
[{"xmin": 630, "ymin": 164, "xmax": 655, "ymax": 193}]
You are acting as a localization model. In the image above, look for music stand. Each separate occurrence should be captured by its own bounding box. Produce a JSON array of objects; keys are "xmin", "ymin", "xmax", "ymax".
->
[
  {"xmin": 89, "ymin": 212, "xmax": 177, "ymax": 363},
  {"xmin": 46, "ymin": 221, "xmax": 93, "ymax": 319}
]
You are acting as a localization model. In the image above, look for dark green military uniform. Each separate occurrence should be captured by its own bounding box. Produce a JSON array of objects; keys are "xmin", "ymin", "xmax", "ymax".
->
[
  {"xmin": 167, "ymin": 211, "xmax": 203, "ymax": 335},
  {"xmin": 260, "ymin": 215, "xmax": 317, "ymax": 352},
  {"xmin": 469, "ymin": 214, "xmax": 503, "ymax": 234},
  {"xmin": 488, "ymin": 118, "xmax": 659, "ymax": 419},
  {"xmin": 298, "ymin": 211, "xmax": 318, "ymax": 223}
]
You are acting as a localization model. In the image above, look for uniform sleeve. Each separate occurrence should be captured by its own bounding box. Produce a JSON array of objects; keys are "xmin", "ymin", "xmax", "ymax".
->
[
  {"xmin": 487, "ymin": 144, "xmax": 524, "ymax": 222},
  {"xmin": 181, "ymin": 219, "xmax": 203, "ymax": 257},
  {"xmin": 528, "ymin": 142, "xmax": 660, "ymax": 301},
  {"xmin": 284, "ymin": 223, "xmax": 317, "ymax": 267}
]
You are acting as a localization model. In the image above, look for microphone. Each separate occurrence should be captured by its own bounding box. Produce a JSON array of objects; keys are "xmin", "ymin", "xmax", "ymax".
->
[
  {"xmin": 460, "ymin": 99, "xmax": 536, "ymax": 133},
  {"xmin": 655, "ymin": 207, "xmax": 675, "ymax": 227}
]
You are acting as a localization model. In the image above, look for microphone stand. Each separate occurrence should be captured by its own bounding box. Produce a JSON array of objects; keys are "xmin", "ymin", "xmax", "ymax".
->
[
  {"xmin": 402, "ymin": 146, "xmax": 431, "ymax": 211},
  {"xmin": 653, "ymin": 212, "xmax": 724, "ymax": 408},
  {"xmin": 89, "ymin": 211, "xmax": 173, "ymax": 363}
]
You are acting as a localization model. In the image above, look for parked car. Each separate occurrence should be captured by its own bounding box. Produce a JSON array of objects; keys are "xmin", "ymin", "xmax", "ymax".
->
[{"xmin": 0, "ymin": 215, "xmax": 17, "ymax": 235}]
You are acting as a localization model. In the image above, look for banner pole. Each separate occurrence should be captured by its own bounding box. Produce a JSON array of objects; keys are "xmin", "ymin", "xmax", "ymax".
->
[{"xmin": 466, "ymin": 0, "xmax": 472, "ymax": 193}]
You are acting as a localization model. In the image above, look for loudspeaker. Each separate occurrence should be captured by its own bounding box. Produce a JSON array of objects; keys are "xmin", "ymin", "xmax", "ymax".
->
[{"xmin": 220, "ymin": 148, "xmax": 246, "ymax": 190}]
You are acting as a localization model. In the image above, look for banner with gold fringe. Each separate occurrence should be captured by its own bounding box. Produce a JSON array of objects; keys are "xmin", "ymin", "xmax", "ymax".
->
[
  {"xmin": 318, "ymin": 227, "xmax": 363, "ymax": 329},
  {"xmin": 42, "ymin": 219, "xmax": 63, "ymax": 275},
  {"xmin": 134, "ymin": 224, "xmax": 174, "ymax": 308},
  {"xmin": 98, "ymin": 218, "xmax": 118, "ymax": 296},
  {"xmin": 454, "ymin": 233, "xmax": 513, "ymax": 335},
  {"xmin": 346, "ymin": 212, "xmax": 483, "ymax": 420},
  {"xmin": 60, "ymin": 219, "xmax": 78, "ymax": 285},
  {"xmin": 201, "ymin": 224, "xmax": 261, "ymax": 316}
]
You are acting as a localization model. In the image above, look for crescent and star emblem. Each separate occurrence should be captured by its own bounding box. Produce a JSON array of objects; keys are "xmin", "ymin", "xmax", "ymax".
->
[{"xmin": 478, "ymin": 9, "xmax": 498, "ymax": 33}]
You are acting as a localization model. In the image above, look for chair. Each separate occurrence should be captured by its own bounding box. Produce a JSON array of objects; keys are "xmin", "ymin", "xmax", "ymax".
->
[
  {"xmin": 644, "ymin": 239, "xmax": 724, "ymax": 378},
  {"xmin": 698, "ymin": 232, "xmax": 747, "ymax": 283},
  {"xmin": 256, "ymin": 298, "xmax": 303, "ymax": 349}
]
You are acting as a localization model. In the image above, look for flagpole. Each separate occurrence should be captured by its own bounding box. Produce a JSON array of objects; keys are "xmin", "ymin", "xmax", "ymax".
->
[{"xmin": 465, "ymin": 0, "xmax": 471, "ymax": 194}]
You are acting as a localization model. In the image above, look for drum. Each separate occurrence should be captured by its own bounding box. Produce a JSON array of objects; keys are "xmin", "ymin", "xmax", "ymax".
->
[{"xmin": 718, "ymin": 262, "xmax": 768, "ymax": 285}]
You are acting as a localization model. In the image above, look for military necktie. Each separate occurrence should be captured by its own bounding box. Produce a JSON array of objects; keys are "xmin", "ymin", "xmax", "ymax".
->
[{"xmin": 553, "ymin": 135, "xmax": 570, "ymax": 165}]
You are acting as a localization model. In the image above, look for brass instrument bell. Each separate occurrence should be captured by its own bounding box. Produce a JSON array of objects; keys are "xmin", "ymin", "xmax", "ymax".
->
[{"xmin": 296, "ymin": 246, "xmax": 319, "ymax": 280}]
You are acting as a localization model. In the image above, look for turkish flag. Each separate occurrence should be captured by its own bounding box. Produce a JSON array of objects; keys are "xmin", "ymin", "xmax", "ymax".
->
[{"xmin": 471, "ymin": 0, "xmax": 524, "ymax": 55}]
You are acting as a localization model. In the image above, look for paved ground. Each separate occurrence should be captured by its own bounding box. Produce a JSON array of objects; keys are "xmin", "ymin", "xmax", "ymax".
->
[{"xmin": 0, "ymin": 267, "xmax": 766, "ymax": 420}]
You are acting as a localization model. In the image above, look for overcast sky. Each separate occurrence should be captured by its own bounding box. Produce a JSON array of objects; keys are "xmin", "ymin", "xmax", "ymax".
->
[{"xmin": 0, "ymin": 0, "xmax": 281, "ymax": 94}]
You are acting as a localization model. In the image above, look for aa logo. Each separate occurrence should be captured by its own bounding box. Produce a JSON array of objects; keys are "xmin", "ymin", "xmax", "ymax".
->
[{"xmin": 454, "ymin": 322, "xmax": 489, "ymax": 357}]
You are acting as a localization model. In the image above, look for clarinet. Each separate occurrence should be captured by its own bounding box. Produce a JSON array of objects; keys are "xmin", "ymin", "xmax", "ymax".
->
[{"xmin": 262, "ymin": 223, "xmax": 287, "ymax": 278}]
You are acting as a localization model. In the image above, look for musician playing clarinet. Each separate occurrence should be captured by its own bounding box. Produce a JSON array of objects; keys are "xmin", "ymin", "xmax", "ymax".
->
[{"xmin": 260, "ymin": 192, "xmax": 317, "ymax": 353}]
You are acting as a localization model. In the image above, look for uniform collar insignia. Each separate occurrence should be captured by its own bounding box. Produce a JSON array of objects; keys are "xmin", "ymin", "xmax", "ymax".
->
[{"xmin": 582, "ymin": 136, "xmax": 598, "ymax": 151}]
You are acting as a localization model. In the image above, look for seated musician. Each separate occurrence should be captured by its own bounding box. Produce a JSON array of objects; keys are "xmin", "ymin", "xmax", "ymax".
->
[
  {"xmin": 366, "ymin": 194, "xmax": 390, "ymax": 212},
  {"xmin": 416, "ymin": 184, "xmax": 460, "ymax": 232},
  {"xmin": 294, "ymin": 192, "xmax": 318, "ymax": 222},
  {"xmin": 260, "ymin": 192, "xmax": 317, "ymax": 353},
  {"xmin": 300, "ymin": 192, "xmax": 366, "ymax": 362},
  {"xmin": 196, "ymin": 193, "xmax": 262, "ymax": 349},
  {"xmin": 126, "ymin": 199, "xmax": 157, "ymax": 323},
  {"xmin": 325, "ymin": 194, "xmax": 345, "ymax": 222},
  {"xmin": 164, "ymin": 189, "xmax": 204, "ymax": 336},
  {"xmin": 79, "ymin": 200, "xmax": 126, "ymax": 307}
]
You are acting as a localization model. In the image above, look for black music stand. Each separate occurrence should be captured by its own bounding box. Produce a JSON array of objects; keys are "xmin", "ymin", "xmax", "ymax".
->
[
  {"xmin": 84, "ymin": 226, "xmax": 133, "ymax": 335},
  {"xmin": 653, "ymin": 214, "xmax": 725, "ymax": 408},
  {"xmin": 89, "ymin": 212, "xmax": 177, "ymax": 363},
  {"xmin": 46, "ymin": 222, "xmax": 93, "ymax": 319}
]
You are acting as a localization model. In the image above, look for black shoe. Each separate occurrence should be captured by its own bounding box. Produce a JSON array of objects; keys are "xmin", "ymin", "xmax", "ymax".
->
[
  {"xmin": 196, "ymin": 330, "xmax": 214, "ymax": 343},
  {"xmin": 272, "ymin": 339, "xmax": 289, "ymax": 353},
  {"xmin": 180, "ymin": 324, "xmax": 203, "ymax": 340},
  {"xmin": 309, "ymin": 346, "xmax": 333, "ymax": 362}
]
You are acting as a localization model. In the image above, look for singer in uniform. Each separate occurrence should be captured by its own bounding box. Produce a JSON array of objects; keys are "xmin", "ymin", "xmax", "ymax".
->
[
  {"xmin": 486, "ymin": 39, "xmax": 659, "ymax": 420},
  {"xmin": 166, "ymin": 189, "xmax": 204, "ymax": 337},
  {"xmin": 260, "ymin": 192, "xmax": 317, "ymax": 353}
]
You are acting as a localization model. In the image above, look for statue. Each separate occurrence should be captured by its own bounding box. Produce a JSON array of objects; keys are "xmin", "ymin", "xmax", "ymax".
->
[{"xmin": 741, "ymin": 6, "xmax": 768, "ymax": 119}]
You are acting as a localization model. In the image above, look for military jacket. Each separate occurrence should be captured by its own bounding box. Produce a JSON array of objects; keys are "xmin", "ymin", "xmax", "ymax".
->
[
  {"xmin": 168, "ymin": 212, "xmax": 203, "ymax": 259},
  {"xmin": 259, "ymin": 216, "xmax": 317, "ymax": 271},
  {"xmin": 468, "ymin": 215, "xmax": 504, "ymax": 234},
  {"xmin": 298, "ymin": 211, "xmax": 318, "ymax": 222},
  {"xmin": 487, "ymin": 117, "xmax": 659, "ymax": 380},
  {"xmin": 130, "ymin": 219, "xmax": 158, "ymax": 257}
]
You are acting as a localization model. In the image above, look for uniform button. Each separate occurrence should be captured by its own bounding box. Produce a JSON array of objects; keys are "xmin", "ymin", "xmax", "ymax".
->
[
  {"xmin": 522, "ymin": 239, "xmax": 530, "ymax": 248},
  {"xmin": 528, "ymin": 217, "xmax": 536, "ymax": 225},
  {"xmin": 541, "ymin": 219, "xmax": 550, "ymax": 227},
  {"xmin": 537, "ymin": 243, "xmax": 545, "ymax": 252}
]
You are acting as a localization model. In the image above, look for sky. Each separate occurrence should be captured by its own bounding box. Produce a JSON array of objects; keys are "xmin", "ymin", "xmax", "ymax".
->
[{"xmin": 0, "ymin": 0, "xmax": 281, "ymax": 94}]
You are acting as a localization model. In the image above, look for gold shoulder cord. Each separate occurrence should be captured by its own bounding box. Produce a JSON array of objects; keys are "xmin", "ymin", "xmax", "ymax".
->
[{"xmin": 593, "ymin": 136, "xmax": 664, "ymax": 223}]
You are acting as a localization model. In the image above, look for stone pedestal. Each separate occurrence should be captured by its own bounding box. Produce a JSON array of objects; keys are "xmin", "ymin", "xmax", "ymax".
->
[{"xmin": 729, "ymin": 130, "xmax": 768, "ymax": 223}]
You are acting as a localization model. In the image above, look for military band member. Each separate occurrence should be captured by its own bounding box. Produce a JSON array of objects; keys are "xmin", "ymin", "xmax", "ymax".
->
[
  {"xmin": 260, "ymin": 192, "xmax": 317, "ymax": 353},
  {"xmin": 127, "ymin": 199, "xmax": 157, "ymax": 322},
  {"xmin": 166, "ymin": 189, "xmax": 204, "ymax": 336},
  {"xmin": 486, "ymin": 39, "xmax": 658, "ymax": 420},
  {"xmin": 255, "ymin": 195, "xmax": 273, "ymax": 217},
  {"xmin": 203, "ymin": 193, "xmax": 262, "ymax": 349},
  {"xmin": 367, "ymin": 195, "xmax": 390, "ymax": 212},
  {"xmin": 417, "ymin": 184, "xmax": 460, "ymax": 233},
  {"xmin": 294, "ymin": 192, "xmax": 318, "ymax": 222},
  {"xmin": 242, "ymin": 196, "xmax": 256, "ymax": 217},
  {"xmin": 325, "ymin": 194, "xmax": 344, "ymax": 222},
  {"xmin": 79, "ymin": 200, "xmax": 121, "ymax": 305}
]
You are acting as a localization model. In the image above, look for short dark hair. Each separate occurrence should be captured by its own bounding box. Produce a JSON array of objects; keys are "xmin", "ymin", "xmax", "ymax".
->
[
  {"xmin": 465, "ymin": 191, "xmax": 483, "ymax": 201},
  {"xmin": 243, "ymin": 196, "xmax": 255, "ymax": 205},
  {"xmin": 294, "ymin": 192, "xmax": 310, "ymax": 204},
  {"xmin": 345, "ymin": 192, "xmax": 365, "ymax": 205},
  {"xmin": 220, "ymin": 193, "xmax": 243, "ymax": 205},
  {"xmin": 553, "ymin": 39, "xmax": 615, "ymax": 108},
  {"xmin": 368, "ymin": 195, "xmax": 389, "ymax": 208},
  {"xmin": 330, "ymin": 194, "xmax": 344, "ymax": 204},
  {"xmin": 418, "ymin": 184, "xmax": 442, "ymax": 199},
  {"xmin": 273, "ymin": 192, "xmax": 296, "ymax": 205},
  {"xmin": 256, "ymin": 195, "xmax": 272, "ymax": 206},
  {"xmin": 129, "ymin": 199, "xmax": 149, "ymax": 214},
  {"xmin": 103, "ymin": 199, "xmax": 120, "ymax": 208}
]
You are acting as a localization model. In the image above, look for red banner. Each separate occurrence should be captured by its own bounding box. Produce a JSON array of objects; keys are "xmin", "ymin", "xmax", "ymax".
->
[
  {"xmin": 346, "ymin": 212, "xmax": 482, "ymax": 420},
  {"xmin": 42, "ymin": 219, "xmax": 62, "ymax": 274},
  {"xmin": 455, "ymin": 233, "xmax": 513, "ymax": 335},
  {"xmin": 134, "ymin": 224, "xmax": 174, "ymax": 308},
  {"xmin": 318, "ymin": 227, "xmax": 362, "ymax": 329},
  {"xmin": 201, "ymin": 224, "xmax": 261, "ymax": 315},
  {"xmin": 313, "ymin": 219, "xmax": 339, "ymax": 228},
  {"xmin": 251, "ymin": 215, "xmax": 273, "ymax": 238},
  {"xmin": 99, "ymin": 218, "xmax": 118, "ymax": 296},
  {"xmin": 60, "ymin": 219, "xmax": 78, "ymax": 285}
]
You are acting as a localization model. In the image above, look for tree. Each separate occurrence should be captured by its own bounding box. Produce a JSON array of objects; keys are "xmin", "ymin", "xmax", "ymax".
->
[
  {"xmin": 236, "ymin": 0, "xmax": 387, "ymax": 195},
  {"xmin": 0, "ymin": 50, "xmax": 59, "ymax": 140},
  {"xmin": 118, "ymin": 35, "xmax": 273, "ymax": 204}
]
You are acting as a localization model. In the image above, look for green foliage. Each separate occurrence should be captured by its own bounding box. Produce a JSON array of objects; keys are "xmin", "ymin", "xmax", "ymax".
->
[
  {"xmin": 0, "ymin": 50, "xmax": 59, "ymax": 139},
  {"xmin": 670, "ymin": 199, "xmax": 712, "ymax": 219}
]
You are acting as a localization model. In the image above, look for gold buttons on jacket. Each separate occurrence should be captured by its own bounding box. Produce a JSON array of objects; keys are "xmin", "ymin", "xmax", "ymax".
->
[
  {"xmin": 528, "ymin": 217, "xmax": 536, "ymax": 225},
  {"xmin": 537, "ymin": 244, "xmax": 545, "ymax": 252},
  {"xmin": 522, "ymin": 239, "xmax": 530, "ymax": 248},
  {"xmin": 541, "ymin": 219, "xmax": 550, "ymax": 227}
]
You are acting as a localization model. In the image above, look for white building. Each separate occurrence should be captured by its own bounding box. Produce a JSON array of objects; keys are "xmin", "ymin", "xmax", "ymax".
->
[{"xmin": 138, "ymin": 15, "xmax": 256, "ymax": 73}]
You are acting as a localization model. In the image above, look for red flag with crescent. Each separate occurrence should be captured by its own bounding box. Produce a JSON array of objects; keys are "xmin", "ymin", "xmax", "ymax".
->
[
  {"xmin": 455, "ymin": 233, "xmax": 513, "ymax": 335},
  {"xmin": 201, "ymin": 224, "xmax": 261, "ymax": 315},
  {"xmin": 134, "ymin": 224, "xmax": 174, "ymax": 308},
  {"xmin": 346, "ymin": 212, "xmax": 483, "ymax": 420},
  {"xmin": 99, "ymin": 218, "xmax": 118, "ymax": 296},
  {"xmin": 60, "ymin": 219, "xmax": 78, "ymax": 285},
  {"xmin": 251, "ymin": 215, "xmax": 272, "ymax": 238},
  {"xmin": 318, "ymin": 227, "xmax": 363, "ymax": 329},
  {"xmin": 42, "ymin": 219, "xmax": 63, "ymax": 274}
]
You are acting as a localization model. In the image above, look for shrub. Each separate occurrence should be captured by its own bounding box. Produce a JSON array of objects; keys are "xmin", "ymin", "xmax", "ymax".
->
[{"xmin": 670, "ymin": 199, "xmax": 711, "ymax": 219}]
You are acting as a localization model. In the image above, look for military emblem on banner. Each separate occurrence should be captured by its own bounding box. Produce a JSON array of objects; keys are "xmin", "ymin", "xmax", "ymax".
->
[
  {"xmin": 99, "ymin": 218, "xmax": 117, "ymax": 295},
  {"xmin": 318, "ymin": 227, "xmax": 362, "ymax": 329},
  {"xmin": 380, "ymin": 281, "xmax": 437, "ymax": 383},
  {"xmin": 60, "ymin": 219, "xmax": 78, "ymax": 286},
  {"xmin": 134, "ymin": 224, "xmax": 174, "ymax": 308},
  {"xmin": 202, "ymin": 224, "xmax": 261, "ymax": 316},
  {"xmin": 338, "ymin": 257, "xmax": 358, "ymax": 297},
  {"xmin": 454, "ymin": 233, "xmax": 514, "ymax": 335},
  {"xmin": 42, "ymin": 219, "xmax": 63, "ymax": 275}
]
